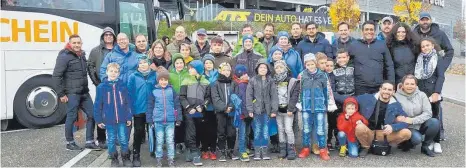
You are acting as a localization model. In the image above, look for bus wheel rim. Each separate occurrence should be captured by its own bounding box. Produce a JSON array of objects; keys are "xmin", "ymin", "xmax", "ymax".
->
[{"xmin": 25, "ymin": 86, "xmax": 58, "ymax": 118}]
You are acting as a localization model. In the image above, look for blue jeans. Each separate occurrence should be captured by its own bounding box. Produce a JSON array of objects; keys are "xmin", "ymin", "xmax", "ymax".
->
[
  {"xmin": 155, "ymin": 122, "xmax": 175, "ymax": 159},
  {"xmin": 65, "ymin": 93, "xmax": 95, "ymax": 143},
  {"xmin": 253, "ymin": 113, "xmax": 269, "ymax": 147},
  {"xmin": 302, "ymin": 112, "xmax": 326, "ymax": 148},
  {"xmin": 410, "ymin": 118, "xmax": 440, "ymax": 146},
  {"xmin": 238, "ymin": 119, "xmax": 247, "ymax": 153},
  {"xmin": 107, "ymin": 123, "xmax": 129, "ymax": 154},
  {"xmin": 337, "ymin": 131, "xmax": 359, "ymax": 157}
]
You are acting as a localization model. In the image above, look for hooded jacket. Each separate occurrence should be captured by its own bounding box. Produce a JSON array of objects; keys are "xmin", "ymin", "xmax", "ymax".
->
[
  {"xmin": 167, "ymin": 37, "xmax": 201, "ymax": 60},
  {"xmin": 94, "ymin": 78, "xmax": 133, "ymax": 125},
  {"xmin": 127, "ymin": 70, "xmax": 157, "ymax": 115},
  {"xmin": 394, "ymin": 88, "xmax": 432, "ymax": 130},
  {"xmin": 348, "ymin": 39, "xmax": 395, "ymax": 87},
  {"xmin": 88, "ymin": 27, "xmax": 116, "ymax": 86},
  {"xmin": 99, "ymin": 44, "xmax": 138, "ymax": 84},
  {"xmin": 296, "ymin": 33, "xmax": 333, "ymax": 60},
  {"xmin": 232, "ymin": 36, "xmax": 267, "ymax": 57},
  {"xmin": 52, "ymin": 44, "xmax": 89, "ymax": 98},
  {"xmin": 146, "ymin": 85, "xmax": 182, "ymax": 123},
  {"xmin": 246, "ymin": 59, "xmax": 279, "ymax": 115},
  {"xmin": 179, "ymin": 74, "xmax": 211, "ymax": 118},
  {"xmin": 211, "ymin": 74, "xmax": 239, "ymax": 115},
  {"xmin": 299, "ymin": 68, "xmax": 329, "ymax": 113},
  {"xmin": 332, "ymin": 36, "xmax": 355, "ymax": 58},
  {"xmin": 413, "ymin": 23, "xmax": 454, "ymax": 77},
  {"xmin": 268, "ymin": 45, "xmax": 303, "ymax": 78},
  {"xmin": 168, "ymin": 55, "xmax": 189, "ymax": 93},
  {"xmin": 337, "ymin": 97, "xmax": 368, "ymax": 143},
  {"xmin": 388, "ymin": 40, "xmax": 419, "ymax": 84},
  {"xmin": 233, "ymin": 49, "xmax": 262, "ymax": 77}
]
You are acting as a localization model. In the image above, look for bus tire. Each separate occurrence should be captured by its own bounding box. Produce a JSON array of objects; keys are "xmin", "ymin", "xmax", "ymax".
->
[{"xmin": 13, "ymin": 75, "xmax": 66, "ymax": 128}]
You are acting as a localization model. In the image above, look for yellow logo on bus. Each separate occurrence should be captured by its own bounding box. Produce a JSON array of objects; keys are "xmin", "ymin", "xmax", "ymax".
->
[{"xmin": 1, "ymin": 18, "xmax": 78, "ymax": 43}]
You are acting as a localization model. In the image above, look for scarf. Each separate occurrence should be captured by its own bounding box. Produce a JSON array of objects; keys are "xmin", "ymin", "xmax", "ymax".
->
[
  {"xmin": 273, "ymin": 71, "xmax": 288, "ymax": 83},
  {"xmin": 415, "ymin": 49, "xmax": 438, "ymax": 80},
  {"xmin": 217, "ymin": 73, "xmax": 232, "ymax": 83},
  {"xmin": 233, "ymin": 75, "xmax": 248, "ymax": 84}
]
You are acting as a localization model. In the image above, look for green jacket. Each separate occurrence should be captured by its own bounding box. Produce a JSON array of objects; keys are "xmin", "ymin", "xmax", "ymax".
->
[
  {"xmin": 169, "ymin": 67, "xmax": 189, "ymax": 93},
  {"xmin": 232, "ymin": 37, "xmax": 266, "ymax": 58}
]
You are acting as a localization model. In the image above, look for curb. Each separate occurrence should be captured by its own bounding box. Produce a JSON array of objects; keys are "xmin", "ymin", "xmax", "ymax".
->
[{"xmin": 444, "ymin": 96, "xmax": 465, "ymax": 106}]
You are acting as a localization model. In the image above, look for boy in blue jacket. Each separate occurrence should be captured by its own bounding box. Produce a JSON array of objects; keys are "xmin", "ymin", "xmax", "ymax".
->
[
  {"xmin": 233, "ymin": 64, "xmax": 252, "ymax": 162},
  {"xmin": 147, "ymin": 68, "xmax": 182, "ymax": 167},
  {"xmin": 127, "ymin": 55, "xmax": 157, "ymax": 166},
  {"xmin": 94, "ymin": 63, "xmax": 133, "ymax": 167}
]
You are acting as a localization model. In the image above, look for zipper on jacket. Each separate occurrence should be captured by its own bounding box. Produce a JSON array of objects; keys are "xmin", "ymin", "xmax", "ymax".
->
[
  {"xmin": 107, "ymin": 92, "xmax": 110, "ymax": 104},
  {"xmin": 162, "ymin": 88, "xmax": 167, "ymax": 123},
  {"xmin": 119, "ymin": 91, "xmax": 123, "ymax": 105},
  {"xmin": 224, "ymin": 83, "xmax": 228, "ymax": 107},
  {"xmin": 113, "ymin": 84, "xmax": 119, "ymax": 123}
]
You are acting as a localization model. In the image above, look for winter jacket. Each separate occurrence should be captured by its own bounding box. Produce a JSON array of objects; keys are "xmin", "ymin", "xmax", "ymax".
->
[
  {"xmin": 337, "ymin": 97, "xmax": 368, "ymax": 143},
  {"xmin": 146, "ymin": 85, "xmax": 182, "ymax": 123},
  {"xmin": 414, "ymin": 23, "xmax": 454, "ymax": 76},
  {"xmin": 99, "ymin": 45, "xmax": 138, "ymax": 84},
  {"xmin": 259, "ymin": 36, "xmax": 278, "ymax": 56},
  {"xmin": 52, "ymin": 44, "xmax": 89, "ymax": 98},
  {"xmin": 94, "ymin": 79, "xmax": 133, "ymax": 125},
  {"xmin": 195, "ymin": 41, "xmax": 211, "ymax": 58},
  {"xmin": 204, "ymin": 69, "xmax": 219, "ymax": 112},
  {"xmin": 268, "ymin": 46, "xmax": 303, "ymax": 78},
  {"xmin": 169, "ymin": 67, "xmax": 189, "ymax": 94},
  {"xmin": 246, "ymin": 59, "xmax": 278, "ymax": 115},
  {"xmin": 179, "ymin": 75, "xmax": 211, "ymax": 118},
  {"xmin": 275, "ymin": 77, "xmax": 300, "ymax": 113},
  {"xmin": 127, "ymin": 71, "xmax": 157, "ymax": 115},
  {"xmin": 331, "ymin": 65, "xmax": 355, "ymax": 104},
  {"xmin": 233, "ymin": 49, "xmax": 262, "ymax": 77},
  {"xmin": 211, "ymin": 74, "xmax": 239, "ymax": 115},
  {"xmin": 416, "ymin": 55, "xmax": 445, "ymax": 96},
  {"xmin": 332, "ymin": 36, "xmax": 355, "ymax": 58},
  {"xmin": 212, "ymin": 52, "xmax": 232, "ymax": 69},
  {"xmin": 299, "ymin": 69, "xmax": 329, "ymax": 113},
  {"xmin": 290, "ymin": 35, "xmax": 304, "ymax": 49},
  {"xmin": 152, "ymin": 56, "xmax": 172, "ymax": 70},
  {"xmin": 167, "ymin": 37, "xmax": 201, "ymax": 60},
  {"xmin": 233, "ymin": 76, "xmax": 249, "ymax": 118},
  {"xmin": 394, "ymin": 88, "xmax": 432, "ymax": 130},
  {"xmin": 388, "ymin": 40, "xmax": 418, "ymax": 84},
  {"xmin": 88, "ymin": 30, "xmax": 116, "ymax": 86},
  {"xmin": 296, "ymin": 33, "xmax": 333, "ymax": 60},
  {"xmin": 356, "ymin": 92, "xmax": 409, "ymax": 132},
  {"xmin": 232, "ymin": 36, "xmax": 267, "ymax": 57},
  {"xmin": 348, "ymin": 39, "xmax": 395, "ymax": 87}
]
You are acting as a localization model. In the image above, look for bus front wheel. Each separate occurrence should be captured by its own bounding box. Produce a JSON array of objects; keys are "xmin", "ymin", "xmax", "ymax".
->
[{"xmin": 13, "ymin": 76, "xmax": 66, "ymax": 128}]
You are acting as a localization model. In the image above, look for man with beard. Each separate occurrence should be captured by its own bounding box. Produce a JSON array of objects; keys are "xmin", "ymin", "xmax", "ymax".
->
[
  {"xmin": 296, "ymin": 21, "xmax": 333, "ymax": 59},
  {"xmin": 259, "ymin": 22, "xmax": 278, "ymax": 57},
  {"xmin": 195, "ymin": 28, "xmax": 211, "ymax": 58},
  {"xmin": 376, "ymin": 16, "xmax": 394, "ymax": 41},
  {"xmin": 167, "ymin": 26, "xmax": 201, "ymax": 59},
  {"xmin": 332, "ymin": 22, "xmax": 355, "ymax": 58},
  {"xmin": 290, "ymin": 23, "xmax": 303, "ymax": 48}
]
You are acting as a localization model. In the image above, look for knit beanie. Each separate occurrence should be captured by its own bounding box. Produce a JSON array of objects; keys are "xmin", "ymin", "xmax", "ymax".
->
[
  {"xmin": 157, "ymin": 67, "xmax": 169, "ymax": 82},
  {"xmin": 234, "ymin": 64, "xmax": 247, "ymax": 77},
  {"xmin": 172, "ymin": 53, "xmax": 184, "ymax": 63},
  {"xmin": 303, "ymin": 53, "xmax": 317, "ymax": 64},
  {"xmin": 242, "ymin": 34, "xmax": 254, "ymax": 44},
  {"xmin": 277, "ymin": 31, "xmax": 289, "ymax": 39},
  {"xmin": 189, "ymin": 60, "xmax": 204, "ymax": 75},
  {"xmin": 202, "ymin": 54, "xmax": 215, "ymax": 64},
  {"xmin": 137, "ymin": 55, "xmax": 151, "ymax": 66}
]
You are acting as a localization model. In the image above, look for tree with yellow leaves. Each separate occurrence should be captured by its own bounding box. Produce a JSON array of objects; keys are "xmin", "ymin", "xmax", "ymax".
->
[
  {"xmin": 393, "ymin": 0, "xmax": 423, "ymax": 25},
  {"xmin": 329, "ymin": 0, "xmax": 361, "ymax": 31}
]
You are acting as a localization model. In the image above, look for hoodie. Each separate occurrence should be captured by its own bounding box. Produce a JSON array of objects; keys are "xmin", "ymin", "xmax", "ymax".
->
[
  {"xmin": 246, "ymin": 59, "xmax": 278, "ymax": 115},
  {"xmin": 99, "ymin": 44, "xmax": 138, "ymax": 84},
  {"xmin": 88, "ymin": 27, "xmax": 116, "ymax": 86},
  {"xmin": 296, "ymin": 32, "xmax": 333, "ymax": 60},
  {"xmin": 394, "ymin": 88, "xmax": 432, "ymax": 130},
  {"xmin": 337, "ymin": 97, "xmax": 368, "ymax": 143}
]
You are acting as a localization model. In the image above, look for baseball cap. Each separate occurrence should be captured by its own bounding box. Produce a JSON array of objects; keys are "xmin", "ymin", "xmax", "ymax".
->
[
  {"xmin": 381, "ymin": 16, "xmax": 393, "ymax": 24},
  {"xmin": 419, "ymin": 12, "xmax": 431, "ymax": 20},
  {"xmin": 197, "ymin": 28, "xmax": 207, "ymax": 36}
]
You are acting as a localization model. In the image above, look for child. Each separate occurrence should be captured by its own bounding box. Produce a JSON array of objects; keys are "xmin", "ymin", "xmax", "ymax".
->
[
  {"xmin": 246, "ymin": 58, "xmax": 278, "ymax": 161},
  {"xmin": 325, "ymin": 58, "xmax": 335, "ymax": 74},
  {"xmin": 180, "ymin": 60, "xmax": 211, "ymax": 166},
  {"xmin": 325, "ymin": 57, "xmax": 338, "ymax": 150},
  {"xmin": 212, "ymin": 62, "xmax": 239, "ymax": 161},
  {"xmin": 272, "ymin": 60, "xmax": 300, "ymax": 160},
  {"xmin": 210, "ymin": 36, "xmax": 232, "ymax": 69},
  {"xmin": 147, "ymin": 68, "xmax": 183, "ymax": 167},
  {"xmin": 337, "ymin": 96, "xmax": 368, "ymax": 158},
  {"xmin": 127, "ymin": 56, "xmax": 157, "ymax": 166},
  {"xmin": 180, "ymin": 43, "xmax": 194, "ymax": 64},
  {"xmin": 233, "ymin": 64, "xmax": 251, "ymax": 162},
  {"xmin": 268, "ymin": 31, "xmax": 303, "ymax": 78},
  {"xmin": 316, "ymin": 52, "xmax": 328, "ymax": 71},
  {"xmin": 94, "ymin": 63, "xmax": 133, "ymax": 167},
  {"xmin": 269, "ymin": 49, "xmax": 284, "ymax": 65},
  {"xmin": 201, "ymin": 54, "xmax": 218, "ymax": 160},
  {"xmin": 298, "ymin": 53, "xmax": 331, "ymax": 161}
]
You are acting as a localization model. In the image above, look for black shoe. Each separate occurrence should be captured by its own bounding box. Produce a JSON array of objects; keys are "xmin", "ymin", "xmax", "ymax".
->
[
  {"xmin": 398, "ymin": 141, "xmax": 413, "ymax": 152},
  {"xmin": 150, "ymin": 152, "xmax": 155, "ymax": 158},
  {"xmin": 132, "ymin": 151, "xmax": 141, "ymax": 167},
  {"xmin": 218, "ymin": 150, "xmax": 227, "ymax": 162},
  {"xmin": 421, "ymin": 145, "xmax": 435, "ymax": 157},
  {"xmin": 98, "ymin": 141, "xmax": 108, "ymax": 149},
  {"xmin": 359, "ymin": 148, "xmax": 369, "ymax": 158},
  {"xmin": 121, "ymin": 151, "xmax": 132, "ymax": 167},
  {"xmin": 278, "ymin": 143, "xmax": 287, "ymax": 159},
  {"xmin": 271, "ymin": 143, "xmax": 279, "ymax": 153},
  {"xmin": 286, "ymin": 144, "xmax": 297, "ymax": 160},
  {"xmin": 110, "ymin": 152, "xmax": 119, "ymax": 167},
  {"xmin": 85, "ymin": 143, "xmax": 101, "ymax": 151},
  {"xmin": 66, "ymin": 143, "xmax": 83, "ymax": 151}
]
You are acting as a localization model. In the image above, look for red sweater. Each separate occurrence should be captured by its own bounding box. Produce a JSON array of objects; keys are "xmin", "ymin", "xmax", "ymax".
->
[{"xmin": 337, "ymin": 97, "xmax": 368, "ymax": 143}]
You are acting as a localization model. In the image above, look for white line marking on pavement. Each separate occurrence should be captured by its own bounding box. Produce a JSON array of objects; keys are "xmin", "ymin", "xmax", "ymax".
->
[{"xmin": 61, "ymin": 149, "xmax": 92, "ymax": 168}]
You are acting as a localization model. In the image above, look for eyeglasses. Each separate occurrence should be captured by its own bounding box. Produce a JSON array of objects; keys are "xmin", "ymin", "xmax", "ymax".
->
[{"xmin": 104, "ymin": 34, "xmax": 113, "ymax": 37}]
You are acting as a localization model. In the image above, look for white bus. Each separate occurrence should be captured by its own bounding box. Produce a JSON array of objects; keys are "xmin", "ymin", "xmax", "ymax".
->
[{"xmin": 0, "ymin": 0, "xmax": 172, "ymax": 130}]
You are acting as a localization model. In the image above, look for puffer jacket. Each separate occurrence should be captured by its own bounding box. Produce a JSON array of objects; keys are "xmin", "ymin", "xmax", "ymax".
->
[
  {"xmin": 337, "ymin": 97, "xmax": 368, "ymax": 143},
  {"xmin": 233, "ymin": 49, "xmax": 262, "ymax": 77},
  {"xmin": 331, "ymin": 65, "xmax": 355, "ymax": 103},
  {"xmin": 296, "ymin": 33, "xmax": 333, "ymax": 60},
  {"xmin": 246, "ymin": 59, "xmax": 278, "ymax": 115},
  {"xmin": 394, "ymin": 88, "xmax": 432, "ymax": 130},
  {"xmin": 99, "ymin": 44, "xmax": 138, "ymax": 84},
  {"xmin": 127, "ymin": 70, "xmax": 157, "ymax": 115},
  {"xmin": 179, "ymin": 75, "xmax": 211, "ymax": 118},
  {"xmin": 94, "ymin": 79, "xmax": 133, "ymax": 125},
  {"xmin": 299, "ymin": 69, "xmax": 328, "ymax": 113},
  {"xmin": 211, "ymin": 74, "xmax": 239, "ymax": 115},
  {"xmin": 52, "ymin": 44, "xmax": 89, "ymax": 98},
  {"xmin": 146, "ymin": 85, "xmax": 182, "ymax": 123},
  {"xmin": 388, "ymin": 40, "xmax": 418, "ymax": 84}
]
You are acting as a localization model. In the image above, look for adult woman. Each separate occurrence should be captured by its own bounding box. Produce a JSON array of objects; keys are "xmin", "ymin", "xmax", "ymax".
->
[
  {"xmin": 394, "ymin": 74, "xmax": 440, "ymax": 157},
  {"xmin": 149, "ymin": 40, "xmax": 171, "ymax": 71},
  {"xmin": 386, "ymin": 23, "xmax": 420, "ymax": 85}
]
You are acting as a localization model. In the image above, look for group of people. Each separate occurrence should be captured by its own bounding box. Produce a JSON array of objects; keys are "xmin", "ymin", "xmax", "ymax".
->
[{"xmin": 52, "ymin": 11, "xmax": 454, "ymax": 167}]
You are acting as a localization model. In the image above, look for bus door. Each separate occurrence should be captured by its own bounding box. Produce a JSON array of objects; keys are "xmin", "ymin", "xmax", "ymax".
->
[{"xmin": 117, "ymin": 0, "xmax": 156, "ymax": 43}]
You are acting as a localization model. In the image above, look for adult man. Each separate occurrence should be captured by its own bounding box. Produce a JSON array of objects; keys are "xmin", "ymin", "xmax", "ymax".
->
[
  {"xmin": 134, "ymin": 34, "xmax": 149, "ymax": 56},
  {"xmin": 167, "ymin": 26, "xmax": 200, "ymax": 59},
  {"xmin": 87, "ymin": 27, "xmax": 116, "ymax": 148},
  {"xmin": 53, "ymin": 35, "xmax": 100, "ymax": 151},
  {"xmin": 195, "ymin": 28, "xmax": 211, "ymax": 58},
  {"xmin": 332, "ymin": 22, "xmax": 355, "ymax": 57},
  {"xmin": 376, "ymin": 16, "xmax": 394, "ymax": 41},
  {"xmin": 100, "ymin": 33, "xmax": 138, "ymax": 84},
  {"xmin": 413, "ymin": 12, "xmax": 454, "ymax": 141},
  {"xmin": 232, "ymin": 24, "xmax": 267, "ymax": 57},
  {"xmin": 354, "ymin": 81, "xmax": 412, "ymax": 157},
  {"xmin": 348, "ymin": 21, "xmax": 395, "ymax": 95},
  {"xmin": 290, "ymin": 23, "xmax": 303, "ymax": 48},
  {"xmin": 297, "ymin": 21, "xmax": 333, "ymax": 59},
  {"xmin": 259, "ymin": 22, "xmax": 278, "ymax": 57}
]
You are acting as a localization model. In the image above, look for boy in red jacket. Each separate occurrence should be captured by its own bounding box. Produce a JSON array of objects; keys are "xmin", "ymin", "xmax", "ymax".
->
[{"xmin": 337, "ymin": 97, "xmax": 368, "ymax": 158}]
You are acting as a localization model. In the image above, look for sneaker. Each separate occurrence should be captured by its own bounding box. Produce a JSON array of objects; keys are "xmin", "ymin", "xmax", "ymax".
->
[
  {"xmin": 66, "ymin": 143, "xmax": 83, "ymax": 151},
  {"xmin": 201, "ymin": 152, "xmax": 210, "ymax": 160},
  {"xmin": 421, "ymin": 145, "xmax": 435, "ymax": 157},
  {"xmin": 218, "ymin": 150, "xmax": 227, "ymax": 162},
  {"xmin": 253, "ymin": 147, "xmax": 261, "ymax": 160},
  {"xmin": 298, "ymin": 148, "xmax": 310, "ymax": 158},
  {"xmin": 192, "ymin": 156, "xmax": 203, "ymax": 166},
  {"xmin": 261, "ymin": 147, "xmax": 271, "ymax": 160},
  {"xmin": 240, "ymin": 152, "xmax": 250, "ymax": 162},
  {"xmin": 428, "ymin": 143, "xmax": 434, "ymax": 150},
  {"xmin": 229, "ymin": 150, "xmax": 239, "ymax": 160},
  {"xmin": 156, "ymin": 157, "xmax": 163, "ymax": 167},
  {"xmin": 97, "ymin": 141, "xmax": 107, "ymax": 149},
  {"xmin": 327, "ymin": 143, "xmax": 335, "ymax": 151},
  {"xmin": 319, "ymin": 148, "xmax": 330, "ymax": 161},
  {"xmin": 168, "ymin": 158, "xmax": 175, "ymax": 167},
  {"xmin": 339, "ymin": 145, "xmax": 347, "ymax": 157},
  {"xmin": 433, "ymin": 143, "xmax": 442, "ymax": 153},
  {"xmin": 85, "ymin": 143, "xmax": 101, "ymax": 151},
  {"xmin": 359, "ymin": 148, "xmax": 369, "ymax": 158},
  {"xmin": 312, "ymin": 144, "xmax": 320, "ymax": 155},
  {"xmin": 209, "ymin": 151, "xmax": 217, "ymax": 160},
  {"xmin": 246, "ymin": 149, "xmax": 254, "ymax": 157}
]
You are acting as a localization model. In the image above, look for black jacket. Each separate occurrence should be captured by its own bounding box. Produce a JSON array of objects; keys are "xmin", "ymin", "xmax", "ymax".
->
[
  {"xmin": 195, "ymin": 41, "xmax": 211, "ymax": 58},
  {"xmin": 52, "ymin": 47, "xmax": 89, "ymax": 98},
  {"xmin": 348, "ymin": 39, "xmax": 395, "ymax": 87},
  {"xmin": 332, "ymin": 36, "xmax": 355, "ymax": 57},
  {"xmin": 331, "ymin": 65, "xmax": 355, "ymax": 104},
  {"xmin": 388, "ymin": 40, "xmax": 418, "ymax": 84},
  {"xmin": 413, "ymin": 23, "xmax": 454, "ymax": 74},
  {"xmin": 418, "ymin": 57, "xmax": 445, "ymax": 97},
  {"xmin": 233, "ymin": 49, "xmax": 262, "ymax": 77},
  {"xmin": 211, "ymin": 74, "xmax": 239, "ymax": 113},
  {"xmin": 88, "ymin": 31, "xmax": 115, "ymax": 86},
  {"xmin": 290, "ymin": 35, "xmax": 304, "ymax": 48}
]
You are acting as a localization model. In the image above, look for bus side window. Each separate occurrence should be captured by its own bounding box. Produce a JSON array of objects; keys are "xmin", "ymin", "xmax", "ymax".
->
[
  {"xmin": 119, "ymin": 1, "xmax": 148, "ymax": 43},
  {"xmin": 2, "ymin": 0, "xmax": 104, "ymax": 12}
]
